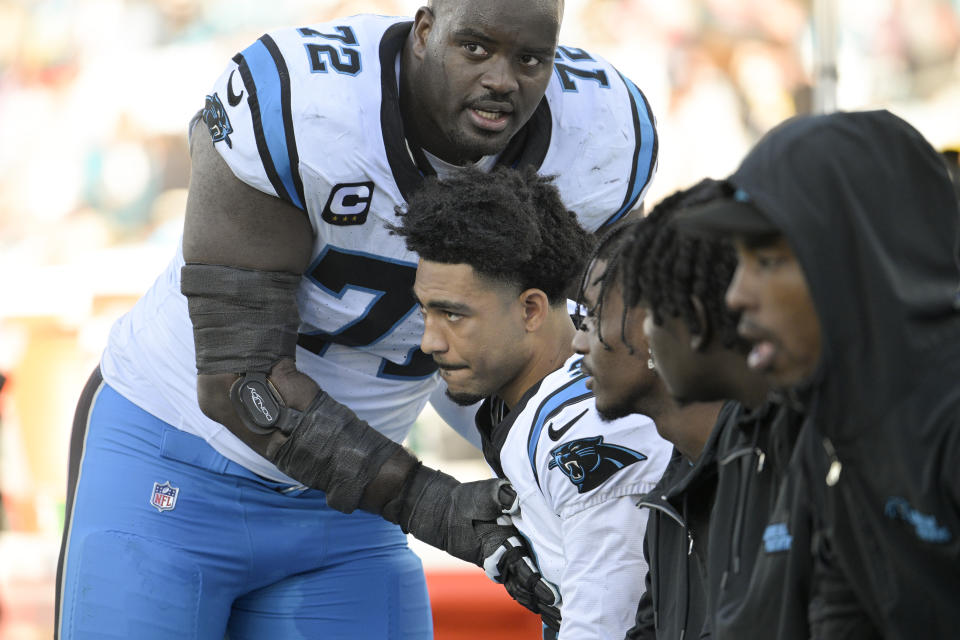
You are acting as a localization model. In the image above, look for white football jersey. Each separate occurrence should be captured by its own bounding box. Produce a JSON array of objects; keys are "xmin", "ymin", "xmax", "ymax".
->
[
  {"xmin": 477, "ymin": 356, "xmax": 672, "ymax": 639},
  {"xmin": 101, "ymin": 15, "xmax": 658, "ymax": 482}
]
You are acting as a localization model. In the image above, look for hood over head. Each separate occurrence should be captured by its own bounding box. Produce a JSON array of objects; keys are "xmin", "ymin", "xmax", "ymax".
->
[{"xmin": 728, "ymin": 110, "xmax": 960, "ymax": 435}]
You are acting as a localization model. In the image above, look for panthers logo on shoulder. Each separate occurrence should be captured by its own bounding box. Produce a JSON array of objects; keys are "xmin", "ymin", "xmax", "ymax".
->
[
  {"xmin": 548, "ymin": 436, "xmax": 647, "ymax": 493},
  {"xmin": 202, "ymin": 92, "xmax": 233, "ymax": 148}
]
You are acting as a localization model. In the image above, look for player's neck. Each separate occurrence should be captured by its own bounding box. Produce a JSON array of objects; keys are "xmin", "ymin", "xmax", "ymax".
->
[
  {"xmin": 656, "ymin": 401, "xmax": 723, "ymax": 462},
  {"xmin": 704, "ymin": 347, "xmax": 770, "ymax": 410},
  {"xmin": 499, "ymin": 309, "xmax": 576, "ymax": 409},
  {"xmin": 421, "ymin": 148, "xmax": 499, "ymax": 178}
]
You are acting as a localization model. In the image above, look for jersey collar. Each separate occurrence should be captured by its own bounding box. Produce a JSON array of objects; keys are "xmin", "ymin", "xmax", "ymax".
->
[{"xmin": 475, "ymin": 381, "xmax": 543, "ymax": 479}]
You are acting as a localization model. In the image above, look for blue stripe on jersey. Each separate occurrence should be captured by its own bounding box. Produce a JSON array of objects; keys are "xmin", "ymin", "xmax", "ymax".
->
[
  {"xmin": 236, "ymin": 36, "xmax": 305, "ymax": 210},
  {"xmin": 602, "ymin": 72, "xmax": 658, "ymax": 227},
  {"xmin": 527, "ymin": 376, "xmax": 592, "ymax": 486}
]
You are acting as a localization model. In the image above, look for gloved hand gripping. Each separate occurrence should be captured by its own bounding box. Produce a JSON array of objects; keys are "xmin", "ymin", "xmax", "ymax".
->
[{"xmin": 383, "ymin": 469, "xmax": 563, "ymax": 630}]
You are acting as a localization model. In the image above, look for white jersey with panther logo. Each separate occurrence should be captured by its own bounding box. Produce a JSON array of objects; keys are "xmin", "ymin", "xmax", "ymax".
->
[
  {"xmin": 101, "ymin": 14, "xmax": 657, "ymax": 481},
  {"xmin": 477, "ymin": 355, "xmax": 672, "ymax": 639}
]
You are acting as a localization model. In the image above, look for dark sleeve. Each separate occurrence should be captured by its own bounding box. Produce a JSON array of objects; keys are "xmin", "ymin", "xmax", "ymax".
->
[
  {"xmin": 624, "ymin": 534, "xmax": 655, "ymax": 639},
  {"xmin": 807, "ymin": 533, "xmax": 882, "ymax": 639},
  {"xmin": 945, "ymin": 417, "xmax": 960, "ymax": 513},
  {"xmin": 803, "ymin": 440, "xmax": 883, "ymax": 640}
]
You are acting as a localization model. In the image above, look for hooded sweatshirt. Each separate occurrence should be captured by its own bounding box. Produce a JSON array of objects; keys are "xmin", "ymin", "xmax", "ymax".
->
[
  {"xmin": 706, "ymin": 399, "xmax": 813, "ymax": 640},
  {"xmin": 728, "ymin": 110, "xmax": 960, "ymax": 637},
  {"xmin": 627, "ymin": 402, "xmax": 738, "ymax": 640}
]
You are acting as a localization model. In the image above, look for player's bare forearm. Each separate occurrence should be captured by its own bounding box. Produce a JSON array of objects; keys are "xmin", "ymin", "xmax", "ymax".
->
[
  {"xmin": 183, "ymin": 123, "xmax": 318, "ymax": 452},
  {"xmin": 182, "ymin": 119, "xmax": 313, "ymax": 273}
]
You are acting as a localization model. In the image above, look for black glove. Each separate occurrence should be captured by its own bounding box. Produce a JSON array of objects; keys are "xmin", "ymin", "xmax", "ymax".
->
[
  {"xmin": 486, "ymin": 530, "xmax": 563, "ymax": 631},
  {"xmin": 385, "ymin": 468, "xmax": 562, "ymax": 629},
  {"xmin": 385, "ymin": 466, "xmax": 518, "ymax": 564}
]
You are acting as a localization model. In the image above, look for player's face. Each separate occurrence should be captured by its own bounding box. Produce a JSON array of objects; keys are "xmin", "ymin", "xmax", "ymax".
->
[
  {"xmin": 726, "ymin": 234, "xmax": 822, "ymax": 389},
  {"xmin": 642, "ymin": 310, "xmax": 706, "ymax": 403},
  {"xmin": 411, "ymin": 0, "xmax": 560, "ymax": 164},
  {"xmin": 572, "ymin": 260, "xmax": 658, "ymax": 421},
  {"xmin": 414, "ymin": 259, "xmax": 531, "ymax": 406}
]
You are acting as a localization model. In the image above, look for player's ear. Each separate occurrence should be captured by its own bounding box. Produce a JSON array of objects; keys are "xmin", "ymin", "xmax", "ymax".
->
[
  {"xmin": 519, "ymin": 288, "xmax": 550, "ymax": 332},
  {"xmin": 689, "ymin": 294, "xmax": 711, "ymax": 352},
  {"xmin": 412, "ymin": 6, "xmax": 435, "ymax": 59}
]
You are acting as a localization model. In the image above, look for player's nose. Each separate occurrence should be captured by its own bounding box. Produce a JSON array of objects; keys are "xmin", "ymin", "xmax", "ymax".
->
[
  {"xmin": 481, "ymin": 55, "xmax": 520, "ymax": 95},
  {"xmin": 725, "ymin": 263, "xmax": 753, "ymax": 313},
  {"xmin": 571, "ymin": 324, "xmax": 590, "ymax": 355},
  {"xmin": 420, "ymin": 316, "xmax": 448, "ymax": 356}
]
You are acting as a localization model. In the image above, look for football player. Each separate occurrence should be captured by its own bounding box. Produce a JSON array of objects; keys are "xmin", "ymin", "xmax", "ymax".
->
[
  {"xmin": 56, "ymin": 0, "xmax": 657, "ymax": 637},
  {"xmin": 395, "ymin": 166, "xmax": 672, "ymax": 639}
]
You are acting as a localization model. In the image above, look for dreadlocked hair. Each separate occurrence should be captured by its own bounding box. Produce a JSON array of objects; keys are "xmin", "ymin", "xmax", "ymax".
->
[
  {"xmin": 574, "ymin": 220, "xmax": 638, "ymax": 350},
  {"xmin": 389, "ymin": 165, "xmax": 594, "ymax": 303},
  {"xmin": 621, "ymin": 178, "xmax": 744, "ymax": 351}
]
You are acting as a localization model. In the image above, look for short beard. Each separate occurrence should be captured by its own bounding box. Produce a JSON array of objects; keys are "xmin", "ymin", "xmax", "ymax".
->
[
  {"xmin": 442, "ymin": 124, "xmax": 511, "ymax": 164},
  {"xmin": 446, "ymin": 389, "xmax": 486, "ymax": 407},
  {"xmin": 595, "ymin": 401, "xmax": 636, "ymax": 422}
]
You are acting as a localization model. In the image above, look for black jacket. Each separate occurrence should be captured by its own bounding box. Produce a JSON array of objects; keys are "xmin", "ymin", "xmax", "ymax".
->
[
  {"xmin": 728, "ymin": 110, "xmax": 960, "ymax": 637},
  {"xmin": 706, "ymin": 399, "xmax": 818, "ymax": 640},
  {"xmin": 626, "ymin": 403, "xmax": 736, "ymax": 640}
]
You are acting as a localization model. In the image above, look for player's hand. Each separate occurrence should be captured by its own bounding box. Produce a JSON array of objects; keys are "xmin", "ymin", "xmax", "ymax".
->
[
  {"xmin": 392, "ymin": 469, "xmax": 514, "ymax": 560},
  {"xmin": 392, "ymin": 468, "xmax": 560, "ymax": 628},
  {"xmin": 484, "ymin": 527, "xmax": 563, "ymax": 631}
]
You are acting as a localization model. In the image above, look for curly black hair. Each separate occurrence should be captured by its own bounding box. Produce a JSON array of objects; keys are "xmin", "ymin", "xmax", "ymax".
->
[
  {"xmin": 389, "ymin": 165, "xmax": 594, "ymax": 303},
  {"xmin": 620, "ymin": 178, "xmax": 744, "ymax": 350}
]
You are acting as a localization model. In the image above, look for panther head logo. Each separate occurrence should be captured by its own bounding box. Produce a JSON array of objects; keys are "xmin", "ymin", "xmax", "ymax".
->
[
  {"xmin": 202, "ymin": 92, "xmax": 233, "ymax": 148},
  {"xmin": 548, "ymin": 436, "xmax": 647, "ymax": 493}
]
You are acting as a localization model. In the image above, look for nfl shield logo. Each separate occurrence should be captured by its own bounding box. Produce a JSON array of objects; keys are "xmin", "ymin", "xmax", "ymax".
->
[{"xmin": 150, "ymin": 481, "xmax": 179, "ymax": 512}]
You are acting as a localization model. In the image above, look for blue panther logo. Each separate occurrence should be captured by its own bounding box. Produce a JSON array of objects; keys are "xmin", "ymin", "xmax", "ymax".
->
[
  {"xmin": 548, "ymin": 436, "xmax": 647, "ymax": 493},
  {"xmin": 884, "ymin": 497, "xmax": 952, "ymax": 543},
  {"xmin": 202, "ymin": 92, "xmax": 233, "ymax": 148}
]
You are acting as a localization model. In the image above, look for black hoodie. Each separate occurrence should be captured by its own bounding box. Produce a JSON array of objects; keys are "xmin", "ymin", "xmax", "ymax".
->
[
  {"xmin": 728, "ymin": 110, "xmax": 960, "ymax": 637},
  {"xmin": 706, "ymin": 399, "xmax": 813, "ymax": 640},
  {"xmin": 626, "ymin": 403, "xmax": 737, "ymax": 640}
]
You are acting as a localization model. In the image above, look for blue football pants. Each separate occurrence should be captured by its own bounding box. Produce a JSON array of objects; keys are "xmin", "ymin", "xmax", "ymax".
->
[{"xmin": 56, "ymin": 370, "xmax": 433, "ymax": 639}]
